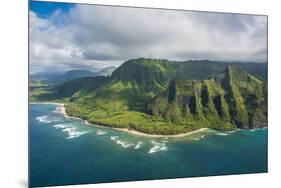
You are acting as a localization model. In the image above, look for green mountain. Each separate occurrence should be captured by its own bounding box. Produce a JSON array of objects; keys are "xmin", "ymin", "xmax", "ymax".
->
[
  {"xmin": 85, "ymin": 58, "xmax": 267, "ymax": 111},
  {"xmin": 30, "ymin": 58, "xmax": 267, "ymax": 135},
  {"xmin": 30, "ymin": 70, "xmax": 96, "ymax": 84},
  {"xmin": 149, "ymin": 65, "xmax": 267, "ymax": 130},
  {"xmin": 30, "ymin": 66, "xmax": 116, "ymax": 84}
]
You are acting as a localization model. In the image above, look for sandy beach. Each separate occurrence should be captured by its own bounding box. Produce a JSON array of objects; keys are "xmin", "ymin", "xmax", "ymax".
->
[
  {"xmin": 32, "ymin": 102, "xmax": 209, "ymax": 138},
  {"xmin": 113, "ymin": 127, "xmax": 209, "ymax": 138}
]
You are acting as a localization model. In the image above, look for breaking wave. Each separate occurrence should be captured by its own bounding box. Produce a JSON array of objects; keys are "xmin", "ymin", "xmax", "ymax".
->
[
  {"xmin": 215, "ymin": 132, "xmax": 229, "ymax": 136},
  {"xmin": 110, "ymin": 136, "xmax": 137, "ymax": 148},
  {"xmin": 190, "ymin": 134, "xmax": 206, "ymax": 141},
  {"xmin": 53, "ymin": 106, "xmax": 61, "ymax": 113},
  {"xmin": 110, "ymin": 136, "xmax": 119, "ymax": 141},
  {"xmin": 53, "ymin": 123, "xmax": 73, "ymax": 129},
  {"xmin": 134, "ymin": 141, "xmax": 143, "ymax": 149},
  {"xmin": 62, "ymin": 127, "xmax": 89, "ymax": 139},
  {"xmin": 116, "ymin": 140, "xmax": 134, "ymax": 148},
  {"xmin": 148, "ymin": 140, "xmax": 168, "ymax": 154},
  {"xmin": 36, "ymin": 115, "xmax": 52, "ymax": 123}
]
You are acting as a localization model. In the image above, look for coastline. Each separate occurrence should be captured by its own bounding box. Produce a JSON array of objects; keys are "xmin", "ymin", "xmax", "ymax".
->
[
  {"xmin": 31, "ymin": 102, "xmax": 210, "ymax": 138},
  {"xmin": 30, "ymin": 102, "xmax": 64, "ymax": 106},
  {"xmin": 113, "ymin": 127, "xmax": 209, "ymax": 138}
]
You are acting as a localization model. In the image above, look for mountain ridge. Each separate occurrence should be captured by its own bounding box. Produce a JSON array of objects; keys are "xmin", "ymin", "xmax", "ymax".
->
[
  {"xmin": 30, "ymin": 66, "xmax": 116, "ymax": 84},
  {"xmin": 30, "ymin": 58, "xmax": 268, "ymax": 135},
  {"xmin": 149, "ymin": 65, "xmax": 267, "ymax": 130}
]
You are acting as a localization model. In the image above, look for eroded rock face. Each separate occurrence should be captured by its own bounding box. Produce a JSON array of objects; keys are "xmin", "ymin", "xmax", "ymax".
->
[{"xmin": 150, "ymin": 65, "xmax": 267, "ymax": 130}]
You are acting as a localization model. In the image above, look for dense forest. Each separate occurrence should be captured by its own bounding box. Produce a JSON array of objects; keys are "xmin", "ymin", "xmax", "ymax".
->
[{"xmin": 30, "ymin": 58, "xmax": 267, "ymax": 135}]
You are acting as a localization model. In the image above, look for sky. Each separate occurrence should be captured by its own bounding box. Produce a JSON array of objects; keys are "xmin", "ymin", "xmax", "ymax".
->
[{"xmin": 29, "ymin": 1, "xmax": 268, "ymax": 74}]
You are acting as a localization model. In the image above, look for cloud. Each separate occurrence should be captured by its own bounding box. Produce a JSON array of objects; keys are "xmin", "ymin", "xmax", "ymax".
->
[{"xmin": 29, "ymin": 4, "xmax": 267, "ymax": 74}]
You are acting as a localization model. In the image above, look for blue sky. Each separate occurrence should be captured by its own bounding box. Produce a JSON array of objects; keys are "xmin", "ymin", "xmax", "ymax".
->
[
  {"xmin": 30, "ymin": 1, "xmax": 75, "ymax": 18},
  {"xmin": 29, "ymin": 1, "xmax": 267, "ymax": 74}
]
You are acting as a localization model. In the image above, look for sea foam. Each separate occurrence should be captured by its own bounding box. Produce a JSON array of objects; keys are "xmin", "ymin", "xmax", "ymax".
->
[
  {"xmin": 110, "ymin": 136, "xmax": 119, "ymax": 141},
  {"xmin": 134, "ymin": 141, "xmax": 143, "ymax": 149},
  {"xmin": 215, "ymin": 132, "xmax": 229, "ymax": 136},
  {"xmin": 116, "ymin": 140, "xmax": 134, "ymax": 148},
  {"xmin": 36, "ymin": 115, "xmax": 52, "ymax": 123},
  {"xmin": 190, "ymin": 134, "xmax": 206, "ymax": 141},
  {"xmin": 62, "ymin": 127, "xmax": 89, "ymax": 139},
  {"xmin": 148, "ymin": 140, "xmax": 168, "ymax": 154},
  {"xmin": 53, "ymin": 123, "xmax": 73, "ymax": 129},
  {"xmin": 53, "ymin": 106, "xmax": 61, "ymax": 113},
  {"xmin": 110, "ymin": 136, "xmax": 135, "ymax": 148}
]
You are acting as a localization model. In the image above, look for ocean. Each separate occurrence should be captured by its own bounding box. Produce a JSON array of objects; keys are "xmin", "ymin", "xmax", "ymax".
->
[{"xmin": 29, "ymin": 103, "xmax": 268, "ymax": 187}]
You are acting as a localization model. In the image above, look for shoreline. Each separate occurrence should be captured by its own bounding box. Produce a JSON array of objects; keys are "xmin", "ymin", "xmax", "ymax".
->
[
  {"xmin": 31, "ymin": 102, "xmax": 212, "ymax": 138},
  {"xmin": 113, "ymin": 127, "xmax": 209, "ymax": 138},
  {"xmin": 30, "ymin": 102, "xmax": 64, "ymax": 106}
]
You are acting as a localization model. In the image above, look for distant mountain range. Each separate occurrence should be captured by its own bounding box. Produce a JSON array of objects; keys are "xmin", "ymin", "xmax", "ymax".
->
[
  {"xmin": 30, "ymin": 58, "xmax": 267, "ymax": 135},
  {"xmin": 30, "ymin": 66, "xmax": 116, "ymax": 84}
]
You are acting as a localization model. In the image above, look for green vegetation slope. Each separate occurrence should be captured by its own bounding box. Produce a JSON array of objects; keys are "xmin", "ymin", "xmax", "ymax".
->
[{"xmin": 30, "ymin": 58, "xmax": 267, "ymax": 135}]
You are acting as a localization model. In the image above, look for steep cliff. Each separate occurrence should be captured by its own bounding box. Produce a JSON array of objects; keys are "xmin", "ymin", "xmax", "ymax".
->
[{"xmin": 149, "ymin": 65, "xmax": 267, "ymax": 129}]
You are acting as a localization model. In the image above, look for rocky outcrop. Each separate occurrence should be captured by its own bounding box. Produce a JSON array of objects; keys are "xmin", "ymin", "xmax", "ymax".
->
[{"xmin": 149, "ymin": 65, "xmax": 267, "ymax": 130}]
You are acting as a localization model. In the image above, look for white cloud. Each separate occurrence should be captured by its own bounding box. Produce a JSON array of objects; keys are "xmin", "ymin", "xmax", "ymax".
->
[{"xmin": 29, "ymin": 4, "xmax": 267, "ymax": 74}]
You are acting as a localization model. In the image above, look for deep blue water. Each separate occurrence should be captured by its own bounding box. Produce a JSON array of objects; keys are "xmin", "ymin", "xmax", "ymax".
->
[{"xmin": 29, "ymin": 104, "xmax": 268, "ymax": 187}]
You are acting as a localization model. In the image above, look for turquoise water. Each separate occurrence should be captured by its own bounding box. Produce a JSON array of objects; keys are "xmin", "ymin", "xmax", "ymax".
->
[{"xmin": 29, "ymin": 104, "xmax": 268, "ymax": 187}]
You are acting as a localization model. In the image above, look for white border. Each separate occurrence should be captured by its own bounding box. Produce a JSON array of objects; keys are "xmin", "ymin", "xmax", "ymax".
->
[{"xmin": 1, "ymin": 0, "xmax": 280, "ymax": 188}]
